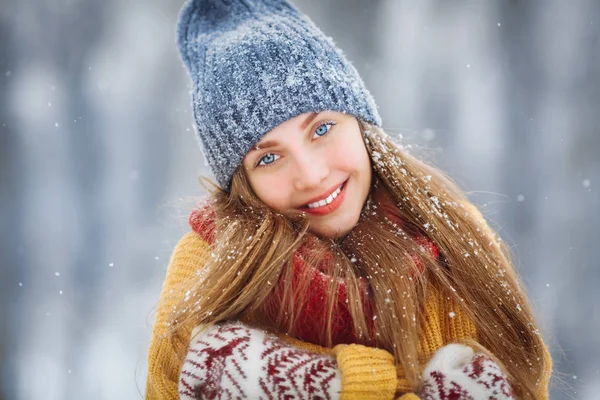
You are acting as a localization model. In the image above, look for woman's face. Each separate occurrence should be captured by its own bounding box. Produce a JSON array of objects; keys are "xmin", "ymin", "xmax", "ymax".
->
[{"xmin": 242, "ymin": 111, "xmax": 372, "ymax": 239}]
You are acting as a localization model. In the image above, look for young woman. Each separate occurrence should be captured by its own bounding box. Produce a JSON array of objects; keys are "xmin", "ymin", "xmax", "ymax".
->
[{"xmin": 146, "ymin": 0, "xmax": 552, "ymax": 398}]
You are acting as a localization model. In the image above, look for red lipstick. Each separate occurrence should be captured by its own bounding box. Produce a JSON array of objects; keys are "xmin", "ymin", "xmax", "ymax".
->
[{"xmin": 299, "ymin": 180, "xmax": 347, "ymax": 216}]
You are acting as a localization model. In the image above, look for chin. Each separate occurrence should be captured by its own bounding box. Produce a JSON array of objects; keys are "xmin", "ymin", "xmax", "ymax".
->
[{"xmin": 310, "ymin": 213, "xmax": 359, "ymax": 239}]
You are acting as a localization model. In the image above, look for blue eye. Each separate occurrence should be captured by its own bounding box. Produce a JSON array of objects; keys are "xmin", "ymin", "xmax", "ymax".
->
[
  {"xmin": 257, "ymin": 152, "xmax": 280, "ymax": 167},
  {"xmin": 313, "ymin": 121, "xmax": 336, "ymax": 139}
]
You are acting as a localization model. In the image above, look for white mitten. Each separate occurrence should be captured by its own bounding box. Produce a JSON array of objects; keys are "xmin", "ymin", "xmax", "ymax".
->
[
  {"xmin": 179, "ymin": 321, "xmax": 342, "ymax": 400},
  {"xmin": 418, "ymin": 343, "xmax": 515, "ymax": 400}
]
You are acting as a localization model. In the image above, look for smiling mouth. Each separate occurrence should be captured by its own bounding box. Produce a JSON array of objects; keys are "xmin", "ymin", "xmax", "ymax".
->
[
  {"xmin": 298, "ymin": 180, "xmax": 348, "ymax": 215},
  {"xmin": 306, "ymin": 184, "xmax": 343, "ymax": 209}
]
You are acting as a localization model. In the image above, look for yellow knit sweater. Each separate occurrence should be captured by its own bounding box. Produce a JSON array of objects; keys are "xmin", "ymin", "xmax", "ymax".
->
[{"xmin": 146, "ymin": 231, "xmax": 551, "ymax": 399}]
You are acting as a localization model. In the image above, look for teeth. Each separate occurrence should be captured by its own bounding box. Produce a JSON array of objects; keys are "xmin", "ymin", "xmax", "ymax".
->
[{"xmin": 306, "ymin": 184, "xmax": 343, "ymax": 209}]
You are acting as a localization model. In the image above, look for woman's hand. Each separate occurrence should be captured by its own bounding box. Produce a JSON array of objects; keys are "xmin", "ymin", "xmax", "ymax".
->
[
  {"xmin": 179, "ymin": 321, "xmax": 341, "ymax": 399},
  {"xmin": 418, "ymin": 344, "xmax": 515, "ymax": 400}
]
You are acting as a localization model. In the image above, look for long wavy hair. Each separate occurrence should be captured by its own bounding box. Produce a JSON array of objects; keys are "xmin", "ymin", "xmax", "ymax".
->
[{"xmin": 168, "ymin": 120, "xmax": 550, "ymax": 398}]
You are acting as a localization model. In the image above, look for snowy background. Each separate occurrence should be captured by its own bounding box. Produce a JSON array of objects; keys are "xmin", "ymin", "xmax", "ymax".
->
[{"xmin": 1, "ymin": 0, "xmax": 598, "ymax": 399}]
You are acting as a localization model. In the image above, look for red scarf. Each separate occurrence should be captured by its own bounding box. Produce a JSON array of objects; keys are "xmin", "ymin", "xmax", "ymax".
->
[{"xmin": 188, "ymin": 203, "xmax": 439, "ymax": 347}]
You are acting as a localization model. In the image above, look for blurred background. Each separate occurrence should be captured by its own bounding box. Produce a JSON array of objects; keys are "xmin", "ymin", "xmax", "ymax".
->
[{"xmin": 1, "ymin": 0, "xmax": 598, "ymax": 398}]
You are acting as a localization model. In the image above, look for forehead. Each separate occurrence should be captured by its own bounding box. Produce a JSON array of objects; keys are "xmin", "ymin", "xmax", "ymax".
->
[
  {"xmin": 267, "ymin": 112, "xmax": 317, "ymax": 138},
  {"xmin": 250, "ymin": 112, "xmax": 319, "ymax": 150}
]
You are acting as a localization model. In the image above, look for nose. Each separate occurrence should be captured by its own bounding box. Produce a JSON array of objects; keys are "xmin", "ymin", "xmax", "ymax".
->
[{"xmin": 293, "ymin": 149, "xmax": 329, "ymax": 192}]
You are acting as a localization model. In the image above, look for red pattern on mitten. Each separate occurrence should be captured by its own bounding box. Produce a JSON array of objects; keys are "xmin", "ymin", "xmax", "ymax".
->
[
  {"xmin": 179, "ymin": 322, "xmax": 341, "ymax": 400},
  {"xmin": 418, "ymin": 344, "xmax": 515, "ymax": 400}
]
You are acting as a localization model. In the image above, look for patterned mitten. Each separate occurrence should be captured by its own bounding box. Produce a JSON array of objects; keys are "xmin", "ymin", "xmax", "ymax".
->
[
  {"xmin": 418, "ymin": 343, "xmax": 515, "ymax": 400},
  {"xmin": 179, "ymin": 321, "xmax": 341, "ymax": 399}
]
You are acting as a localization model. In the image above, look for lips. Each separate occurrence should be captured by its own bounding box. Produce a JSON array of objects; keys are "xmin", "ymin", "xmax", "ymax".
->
[
  {"xmin": 299, "ymin": 180, "xmax": 348, "ymax": 216},
  {"xmin": 301, "ymin": 181, "xmax": 345, "ymax": 208},
  {"xmin": 306, "ymin": 184, "xmax": 343, "ymax": 208}
]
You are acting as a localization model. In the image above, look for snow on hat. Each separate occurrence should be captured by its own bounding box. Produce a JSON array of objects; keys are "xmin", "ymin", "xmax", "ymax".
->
[{"xmin": 177, "ymin": 0, "xmax": 381, "ymax": 190}]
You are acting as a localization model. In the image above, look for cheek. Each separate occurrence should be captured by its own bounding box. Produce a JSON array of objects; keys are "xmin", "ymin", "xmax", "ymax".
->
[
  {"xmin": 326, "ymin": 134, "xmax": 370, "ymax": 172},
  {"xmin": 249, "ymin": 175, "xmax": 293, "ymax": 211}
]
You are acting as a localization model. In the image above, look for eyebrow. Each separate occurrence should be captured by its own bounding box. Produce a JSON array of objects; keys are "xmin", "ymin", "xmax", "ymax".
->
[
  {"xmin": 300, "ymin": 112, "xmax": 319, "ymax": 130},
  {"xmin": 249, "ymin": 112, "xmax": 320, "ymax": 153},
  {"xmin": 251, "ymin": 140, "xmax": 278, "ymax": 152}
]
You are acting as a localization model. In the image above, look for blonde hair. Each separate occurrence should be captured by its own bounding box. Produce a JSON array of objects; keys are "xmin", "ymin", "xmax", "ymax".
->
[{"xmin": 169, "ymin": 120, "xmax": 549, "ymax": 398}]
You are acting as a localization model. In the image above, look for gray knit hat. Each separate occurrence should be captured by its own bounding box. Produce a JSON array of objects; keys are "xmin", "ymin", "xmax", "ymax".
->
[{"xmin": 176, "ymin": 0, "xmax": 382, "ymax": 190}]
